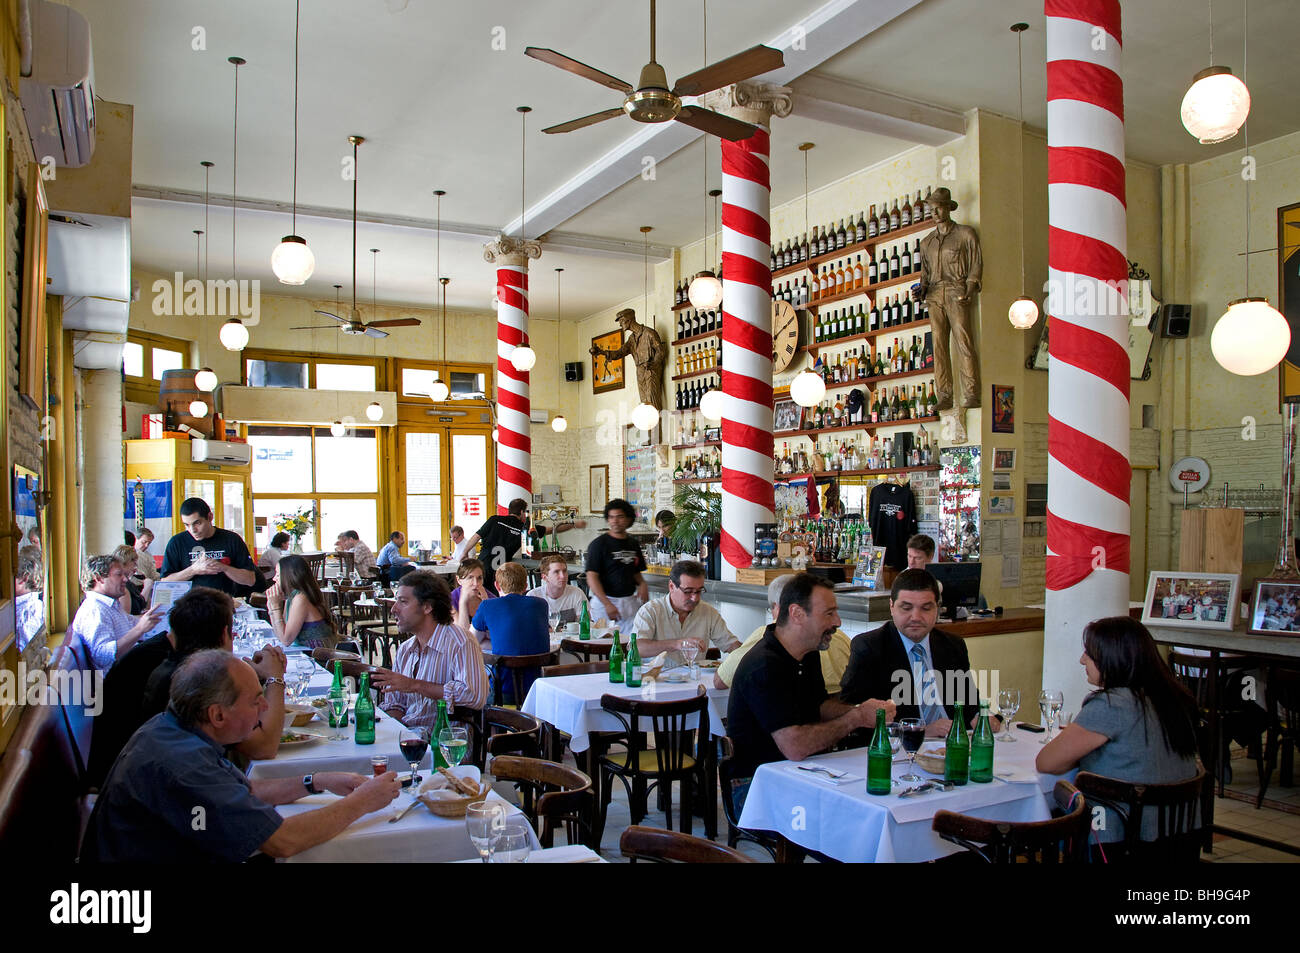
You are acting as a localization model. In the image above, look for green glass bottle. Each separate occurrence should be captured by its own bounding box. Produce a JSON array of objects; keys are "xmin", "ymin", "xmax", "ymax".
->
[
  {"xmin": 609, "ymin": 626, "xmax": 625, "ymax": 683},
  {"xmin": 867, "ymin": 707, "xmax": 893, "ymax": 795},
  {"xmin": 579, "ymin": 599, "xmax": 591, "ymax": 641},
  {"xmin": 326, "ymin": 661, "xmax": 344, "ymax": 728},
  {"xmin": 944, "ymin": 703, "xmax": 969, "ymax": 786},
  {"xmin": 970, "ymin": 701, "xmax": 994, "ymax": 783},
  {"xmin": 625, "ymin": 631, "xmax": 643, "ymax": 687},
  {"xmin": 432, "ymin": 699, "xmax": 450, "ymax": 769},
  {"xmin": 354, "ymin": 672, "xmax": 375, "ymax": 745}
]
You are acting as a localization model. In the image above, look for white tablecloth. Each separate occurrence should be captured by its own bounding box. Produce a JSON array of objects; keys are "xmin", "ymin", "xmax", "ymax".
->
[
  {"xmin": 520, "ymin": 671, "xmax": 729, "ymax": 753},
  {"xmin": 737, "ymin": 735, "xmax": 1069, "ymax": 862}
]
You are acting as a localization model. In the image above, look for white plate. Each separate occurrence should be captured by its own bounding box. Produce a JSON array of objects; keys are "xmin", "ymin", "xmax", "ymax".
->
[
  {"xmin": 660, "ymin": 671, "xmax": 692, "ymax": 683},
  {"xmin": 278, "ymin": 726, "xmax": 331, "ymax": 748}
]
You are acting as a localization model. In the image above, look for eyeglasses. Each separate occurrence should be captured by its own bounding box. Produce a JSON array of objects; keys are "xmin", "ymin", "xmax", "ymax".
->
[{"xmin": 676, "ymin": 587, "xmax": 707, "ymax": 597}]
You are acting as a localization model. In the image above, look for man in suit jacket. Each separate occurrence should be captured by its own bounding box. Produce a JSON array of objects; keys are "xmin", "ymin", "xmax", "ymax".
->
[{"xmin": 840, "ymin": 568, "xmax": 1000, "ymax": 738}]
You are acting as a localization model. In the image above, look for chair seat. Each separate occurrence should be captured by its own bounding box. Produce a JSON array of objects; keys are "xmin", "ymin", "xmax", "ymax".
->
[{"xmin": 603, "ymin": 749, "xmax": 696, "ymax": 774}]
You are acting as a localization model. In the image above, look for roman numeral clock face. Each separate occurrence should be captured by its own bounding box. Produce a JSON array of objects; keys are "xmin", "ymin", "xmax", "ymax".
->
[{"xmin": 771, "ymin": 300, "xmax": 800, "ymax": 372}]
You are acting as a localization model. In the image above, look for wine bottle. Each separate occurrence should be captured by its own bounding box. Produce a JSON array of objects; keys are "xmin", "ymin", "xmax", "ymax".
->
[
  {"xmin": 867, "ymin": 204, "xmax": 879, "ymax": 238},
  {"xmin": 326, "ymin": 662, "xmax": 345, "ymax": 728},
  {"xmin": 852, "ymin": 255, "xmax": 863, "ymax": 290},
  {"xmin": 354, "ymin": 672, "xmax": 375, "ymax": 745},
  {"xmin": 609, "ymin": 627, "xmax": 624, "ymax": 683},
  {"xmin": 432, "ymin": 699, "xmax": 450, "ymax": 769},
  {"xmin": 625, "ymin": 630, "xmax": 643, "ymax": 687},
  {"xmin": 944, "ymin": 703, "xmax": 969, "ymax": 785},
  {"xmin": 901, "ymin": 241, "xmax": 911, "ymax": 275},
  {"xmin": 868, "ymin": 254, "xmax": 878, "ymax": 285},
  {"xmin": 889, "ymin": 199, "xmax": 901, "ymax": 231},
  {"xmin": 836, "ymin": 218, "xmax": 847, "ymax": 250},
  {"xmin": 890, "ymin": 245, "xmax": 901, "ymax": 280}
]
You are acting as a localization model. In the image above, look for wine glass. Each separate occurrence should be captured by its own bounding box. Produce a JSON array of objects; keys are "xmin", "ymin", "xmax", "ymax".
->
[
  {"xmin": 899, "ymin": 717, "xmax": 925, "ymax": 782},
  {"xmin": 328, "ymin": 695, "xmax": 350, "ymax": 741},
  {"xmin": 1038, "ymin": 690, "xmax": 1064, "ymax": 744},
  {"xmin": 399, "ymin": 726, "xmax": 430, "ymax": 784},
  {"xmin": 886, "ymin": 722, "xmax": 901, "ymax": 756},
  {"xmin": 681, "ymin": 640, "xmax": 700, "ymax": 679},
  {"xmin": 548, "ymin": 613, "xmax": 561, "ymax": 634},
  {"xmin": 466, "ymin": 801, "xmax": 506, "ymax": 864},
  {"xmin": 438, "ymin": 726, "xmax": 469, "ymax": 768},
  {"xmin": 490, "ymin": 816, "xmax": 533, "ymax": 863},
  {"xmin": 997, "ymin": 688, "xmax": 1021, "ymax": 742}
]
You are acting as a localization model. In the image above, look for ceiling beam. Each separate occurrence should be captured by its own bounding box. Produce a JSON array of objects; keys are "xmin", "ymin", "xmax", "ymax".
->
[
  {"xmin": 789, "ymin": 73, "xmax": 966, "ymax": 145},
  {"xmin": 499, "ymin": 0, "xmax": 927, "ymax": 239}
]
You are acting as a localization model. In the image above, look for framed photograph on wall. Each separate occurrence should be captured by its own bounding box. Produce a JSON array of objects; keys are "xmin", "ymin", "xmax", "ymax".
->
[
  {"xmin": 991, "ymin": 385, "xmax": 1014, "ymax": 434},
  {"xmin": 773, "ymin": 398, "xmax": 802, "ymax": 433},
  {"xmin": 992, "ymin": 472, "xmax": 1012, "ymax": 491},
  {"xmin": 992, "ymin": 448, "xmax": 1016, "ymax": 472},
  {"xmin": 589, "ymin": 464, "xmax": 609, "ymax": 513},
  {"xmin": 1141, "ymin": 571, "xmax": 1240, "ymax": 631},
  {"xmin": 591, "ymin": 330, "xmax": 625, "ymax": 394},
  {"xmin": 1279, "ymin": 201, "xmax": 1300, "ymax": 404},
  {"xmin": 1248, "ymin": 578, "xmax": 1300, "ymax": 636}
]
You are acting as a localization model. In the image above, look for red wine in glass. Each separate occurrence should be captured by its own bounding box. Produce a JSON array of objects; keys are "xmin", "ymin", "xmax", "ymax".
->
[
  {"xmin": 901, "ymin": 725, "xmax": 926, "ymax": 754},
  {"xmin": 400, "ymin": 734, "xmax": 428, "ymax": 784}
]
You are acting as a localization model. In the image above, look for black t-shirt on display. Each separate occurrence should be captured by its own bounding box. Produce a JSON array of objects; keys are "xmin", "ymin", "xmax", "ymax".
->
[
  {"xmin": 475, "ymin": 514, "xmax": 526, "ymax": 593},
  {"xmin": 727, "ymin": 625, "xmax": 828, "ymax": 779},
  {"xmin": 160, "ymin": 527, "xmax": 257, "ymax": 596},
  {"xmin": 869, "ymin": 482, "xmax": 918, "ymax": 570},
  {"xmin": 584, "ymin": 533, "xmax": 646, "ymax": 598}
]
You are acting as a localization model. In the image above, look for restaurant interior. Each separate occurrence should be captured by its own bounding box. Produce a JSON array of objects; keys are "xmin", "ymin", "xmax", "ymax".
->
[{"xmin": 2, "ymin": 0, "xmax": 1300, "ymax": 885}]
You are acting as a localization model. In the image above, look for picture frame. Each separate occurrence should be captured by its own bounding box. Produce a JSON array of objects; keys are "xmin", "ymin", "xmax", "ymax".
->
[
  {"xmin": 19, "ymin": 163, "xmax": 48, "ymax": 411},
  {"xmin": 591, "ymin": 329, "xmax": 625, "ymax": 394},
  {"xmin": 1247, "ymin": 578, "xmax": 1300, "ymax": 636},
  {"xmin": 773, "ymin": 398, "xmax": 802, "ymax": 433},
  {"xmin": 1141, "ymin": 571, "xmax": 1240, "ymax": 631},
  {"xmin": 1278, "ymin": 201, "xmax": 1300, "ymax": 404},
  {"xmin": 992, "ymin": 448, "xmax": 1016, "ymax": 472},
  {"xmin": 986, "ymin": 494, "xmax": 1015, "ymax": 516},
  {"xmin": 991, "ymin": 472, "xmax": 1012, "ymax": 491},
  {"xmin": 589, "ymin": 464, "xmax": 609, "ymax": 512},
  {"xmin": 991, "ymin": 384, "xmax": 1014, "ymax": 434}
]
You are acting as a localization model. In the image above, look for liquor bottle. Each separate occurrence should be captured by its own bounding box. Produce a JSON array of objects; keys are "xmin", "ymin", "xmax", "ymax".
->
[
  {"xmin": 867, "ymin": 204, "xmax": 879, "ymax": 238},
  {"xmin": 890, "ymin": 245, "xmax": 901, "ymax": 280},
  {"xmin": 877, "ymin": 250, "xmax": 889, "ymax": 284},
  {"xmin": 912, "ymin": 190, "xmax": 925, "ymax": 224},
  {"xmin": 944, "ymin": 703, "xmax": 970, "ymax": 785},
  {"xmin": 836, "ymin": 218, "xmax": 847, "ymax": 249},
  {"xmin": 889, "ymin": 199, "xmax": 901, "ymax": 231},
  {"xmin": 878, "ymin": 201, "xmax": 891, "ymax": 235},
  {"xmin": 609, "ymin": 626, "xmax": 624, "ymax": 683},
  {"xmin": 817, "ymin": 225, "xmax": 829, "ymax": 257},
  {"xmin": 800, "ymin": 231, "xmax": 810, "ymax": 262},
  {"xmin": 326, "ymin": 662, "xmax": 345, "ymax": 728},
  {"xmin": 834, "ymin": 261, "xmax": 846, "ymax": 297},
  {"xmin": 846, "ymin": 216, "xmax": 857, "ymax": 246},
  {"xmin": 867, "ymin": 254, "xmax": 878, "ymax": 285},
  {"xmin": 901, "ymin": 241, "xmax": 912, "ymax": 275},
  {"xmin": 912, "ymin": 239, "xmax": 922, "ymax": 275},
  {"xmin": 869, "ymin": 302, "xmax": 880, "ymax": 331},
  {"xmin": 923, "ymin": 185, "xmax": 933, "ymax": 219},
  {"xmin": 625, "ymin": 630, "xmax": 643, "ymax": 687},
  {"xmin": 354, "ymin": 672, "xmax": 375, "ymax": 745},
  {"xmin": 432, "ymin": 699, "xmax": 451, "ymax": 769},
  {"xmin": 900, "ymin": 194, "xmax": 911, "ymax": 227},
  {"xmin": 852, "ymin": 255, "xmax": 863, "ymax": 290},
  {"xmin": 857, "ymin": 209, "xmax": 868, "ymax": 241}
]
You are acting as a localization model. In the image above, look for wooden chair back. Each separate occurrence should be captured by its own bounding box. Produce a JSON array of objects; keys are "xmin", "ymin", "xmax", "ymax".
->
[
  {"xmin": 599, "ymin": 692, "xmax": 709, "ymax": 778},
  {"xmin": 484, "ymin": 651, "xmax": 560, "ymax": 708},
  {"xmin": 489, "ymin": 755, "xmax": 594, "ymax": 849},
  {"xmin": 1073, "ymin": 769, "xmax": 1207, "ymax": 862},
  {"xmin": 561, "ymin": 637, "xmax": 611, "ymax": 660},
  {"xmin": 717, "ymin": 735, "xmax": 781, "ymax": 860},
  {"xmin": 542, "ymin": 661, "xmax": 607, "ymax": 678},
  {"xmin": 483, "ymin": 706, "xmax": 544, "ymax": 760},
  {"xmin": 619, "ymin": 825, "xmax": 755, "ymax": 863},
  {"xmin": 932, "ymin": 780, "xmax": 1091, "ymax": 863},
  {"xmin": 303, "ymin": 553, "xmax": 328, "ymax": 584}
]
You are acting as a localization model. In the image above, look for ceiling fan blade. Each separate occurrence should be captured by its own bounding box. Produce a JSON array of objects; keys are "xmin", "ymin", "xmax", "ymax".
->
[
  {"xmin": 541, "ymin": 108, "xmax": 625, "ymax": 135},
  {"xmin": 366, "ymin": 318, "xmax": 422, "ymax": 328},
  {"xmin": 671, "ymin": 45, "xmax": 784, "ymax": 98},
  {"xmin": 314, "ymin": 309, "xmax": 350, "ymax": 325},
  {"xmin": 363, "ymin": 327, "xmax": 390, "ymax": 339},
  {"xmin": 675, "ymin": 106, "xmax": 759, "ymax": 141},
  {"xmin": 289, "ymin": 325, "xmax": 346, "ymax": 330},
  {"xmin": 524, "ymin": 47, "xmax": 632, "ymax": 93}
]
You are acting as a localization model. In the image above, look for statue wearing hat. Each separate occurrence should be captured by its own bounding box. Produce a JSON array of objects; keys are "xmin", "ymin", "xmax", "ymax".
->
[
  {"xmin": 590, "ymin": 308, "xmax": 667, "ymax": 411},
  {"xmin": 910, "ymin": 187, "xmax": 983, "ymax": 410}
]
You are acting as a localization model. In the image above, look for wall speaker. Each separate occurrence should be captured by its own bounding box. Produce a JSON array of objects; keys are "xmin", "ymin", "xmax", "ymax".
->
[
  {"xmin": 1160, "ymin": 303, "xmax": 1191, "ymax": 338},
  {"xmin": 564, "ymin": 361, "xmax": 583, "ymax": 382}
]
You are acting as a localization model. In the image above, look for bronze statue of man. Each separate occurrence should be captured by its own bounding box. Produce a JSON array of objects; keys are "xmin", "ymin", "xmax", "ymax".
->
[
  {"xmin": 589, "ymin": 308, "xmax": 666, "ymax": 410},
  {"xmin": 910, "ymin": 187, "xmax": 982, "ymax": 410}
]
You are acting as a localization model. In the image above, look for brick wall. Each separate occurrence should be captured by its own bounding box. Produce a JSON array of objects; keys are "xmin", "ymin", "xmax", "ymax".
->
[{"xmin": 6, "ymin": 87, "xmax": 40, "ymax": 479}]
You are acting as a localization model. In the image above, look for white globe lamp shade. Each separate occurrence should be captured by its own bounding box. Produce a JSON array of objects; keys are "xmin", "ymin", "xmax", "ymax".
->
[
  {"xmin": 219, "ymin": 319, "xmax": 249, "ymax": 351},
  {"xmin": 428, "ymin": 379, "xmax": 450, "ymax": 402},
  {"xmin": 491, "ymin": 427, "xmax": 499, "ymax": 442},
  {"xmin": 789, "ymin": 369, "xmax": 826, "ymax": 408},
  {"xmin": 551, "ymin": 414, "xmax": 568, "ymax": 433},
  {"xmin": 1211, "ymin": 298, "xmax": 1290, "ymax": 376},
  {"xmin": 510, "ymin": 344, "xmax": 538, "ymax": 372},
  {"xmin": 271, "ymin": 235, "xmax": 316, "ymax": 285},
  {"xmin": 330, "ymin": 420, "xmax": 347, "ymax": 438},
  {"xmin": 1008, "ymin": 296, "xmax": 1040, "ymax": 330},
  {"xmin": 630, "ymin": 402, "xmax": 661, "ymax": 431},
  {"xmin": 365, "ymin": 401, "xmax": 384, "ymax": 421},
  {"xmin": 188, "ymin": 399, "xmax": 208, "ymax": 418},
  {"xmin": 194, "ymin": 367, "xmax": 219, "ymax": 392},
  {"xmin": 688, "ymin": 270, "xmax": 723, "ymax": 310},
  {"xmin": 698, "ymin": 387, "xmax": 725, "ymax": 422},
  {"xmin": 1180, "ymin": 67, "xmax": 1251, "ymax": 144}
]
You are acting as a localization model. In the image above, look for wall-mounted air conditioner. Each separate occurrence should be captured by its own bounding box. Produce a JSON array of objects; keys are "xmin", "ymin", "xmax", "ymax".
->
[
  {"xmin": 190, "ymin": 440, "xmax": 253, "ymax": 467},
  {"xmin": 19, "ymin": 1, "xmax": 96, "ymax": 168}
]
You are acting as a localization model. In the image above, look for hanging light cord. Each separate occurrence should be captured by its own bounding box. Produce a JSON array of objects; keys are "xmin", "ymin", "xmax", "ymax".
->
[
  {"xmin": 520, "ymin": 109, "xmax": 527, "ymax": 239},
  {"xmin": 1208, "ymin": 0, "xmax": 1215, "ymax": 67},
  {"xmin": 702, "ymin": 0, "xmax": 709, "ymax": 273},
  {"xmin": 352, "ymin": 139, "xmax": 359, "ymax": 311},
  {"xmin": 232, "ymin": 59, "xmax": 240, "ymax": 279},
  {"xmin": 1017, "ymin": 26, "xmax": 1027, "ymax": 291},
  {"xmin": 203, "ymin": 161, "xmax": 211, "ymax": 281},
  {"xmin": 803, "ymin": 147, "xmax": 809, "ymax": 239},
  {"xmin": 291, "ymin": 0, "xmax": 300, "ymax": 234},
  {"xmin": 1242, "ymin": 0, "xmax": 1249, "ymax": 293}
]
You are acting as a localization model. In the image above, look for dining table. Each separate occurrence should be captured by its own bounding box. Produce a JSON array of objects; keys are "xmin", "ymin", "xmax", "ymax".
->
[{"xmin": 736, "ymin": 726, "xmax": 1069, "ymax": 863}]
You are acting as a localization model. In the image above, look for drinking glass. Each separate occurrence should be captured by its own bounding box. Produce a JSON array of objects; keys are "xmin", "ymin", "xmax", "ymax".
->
[
  {"xmin": 466, "ymin": 801, "xmax": 506, "ymax": 864},
  {"xmin": 438, "ymin": 726, "xmax": 469, "ymax": 768},
  {"xmin": 1038, "ymin": 690, "xmax": 1064, "ymax": 744},
  {"xmin": 490, "ymin": 817, "xmax": 533, "ymax": 863},
  {"xmin": 681, "ymin": 640, "xmax": 700, "ymax": 679},
  {"xmin": 886, "ymin": 722, "xmax": 901, "ymax": 756},
  {"xmin": 899, "ymin": 717, "xmax": 925, "ymax": 782},
  {"xmin": 997, "ymin": 688, "xmax": 1021, "ymax": 742},
  {"xmin": 548, "ymin": 613, "xmax": 561, "ymax": 634},
  {"xmin": 399, "ymin": 726, "xmax": 429, "ymax": 784},
  {"xmin": 328, "ymin": 695, "xmax": 350, "ymax": 741}
]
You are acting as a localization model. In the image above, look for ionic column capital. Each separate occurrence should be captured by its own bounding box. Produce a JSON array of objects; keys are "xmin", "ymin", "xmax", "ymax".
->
[
  {"xmin": 483, "ymin": 234, "xmax": 542, "ymax": 267},
  {"xmin": 699, "ymin": 81, "xmax": 793, "ymax": 131}
]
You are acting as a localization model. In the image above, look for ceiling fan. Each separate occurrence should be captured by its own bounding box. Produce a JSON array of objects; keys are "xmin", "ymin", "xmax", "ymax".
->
[
  {"xmin": 291, "ymin": 135, "xmax": 421, "ymax": 339},
  {"xmin": 525, "ymin": 0, "xmax": 783, "ymax": 141}
]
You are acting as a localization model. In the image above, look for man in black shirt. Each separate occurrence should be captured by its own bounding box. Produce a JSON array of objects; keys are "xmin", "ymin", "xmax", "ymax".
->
[
  {"xmin": 584, "ymin": 499, "xmax": 648, "ymax": 623},
  {"xmin": 160, "ymin": 498, "xmax": 258, "ymax": 596},
  {"xmin": 86, "ymin": 631, "xmax": 174, "ymax": 789},
  {"xmin": 463, "ymin": 497, "xmax": 529, "ymax": 594},
  {"xmin": 728, "ymin": 573, "xmax": 895, "ymax": 783}
]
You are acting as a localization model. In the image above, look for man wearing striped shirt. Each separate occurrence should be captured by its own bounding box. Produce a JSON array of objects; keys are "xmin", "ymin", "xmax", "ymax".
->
[
  {"xmin": 371, "ymin": 570, "xmax": 487, "ymax": 729},
  {"xmin": 70, "ymin": 554, "xmax": 165, "ymax": 672}
]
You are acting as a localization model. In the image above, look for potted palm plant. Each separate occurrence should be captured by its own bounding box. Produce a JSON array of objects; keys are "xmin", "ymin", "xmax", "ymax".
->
[{"xmin": 669, "ymin": 485, "xmax": 721, "ymax": 579}]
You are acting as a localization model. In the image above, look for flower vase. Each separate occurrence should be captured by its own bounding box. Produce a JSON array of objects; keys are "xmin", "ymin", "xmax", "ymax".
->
[{"xmin": 291, "ymin": 538, "xmax": 304, "ymax": 554}]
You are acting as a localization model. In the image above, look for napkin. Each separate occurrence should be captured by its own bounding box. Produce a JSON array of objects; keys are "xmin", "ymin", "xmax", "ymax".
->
[
  {"xmin": 993, "ymin": 767, "xmax": 1039, "ymax": 784},
  {"xmin": 787, "ymin": 763, "xmax": 862, "ymax": 786},
  {"xmin": 525, "ymin": 845, "xmax": 603, "ymax": 864}
]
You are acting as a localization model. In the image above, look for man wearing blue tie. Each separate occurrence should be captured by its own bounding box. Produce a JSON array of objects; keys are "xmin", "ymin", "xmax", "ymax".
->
[{"xmin": 839, "ymin": 568, "xmax": 1000, "ymax": 738}]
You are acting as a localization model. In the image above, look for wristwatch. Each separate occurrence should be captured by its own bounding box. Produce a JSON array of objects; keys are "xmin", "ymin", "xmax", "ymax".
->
[
  {"xmin": 303, "ymin": 774, "xmax": 319, "ymax": 795},
  {"xmin": 264, "ymin": 676, "xmax": 285, "ymax": 690}
]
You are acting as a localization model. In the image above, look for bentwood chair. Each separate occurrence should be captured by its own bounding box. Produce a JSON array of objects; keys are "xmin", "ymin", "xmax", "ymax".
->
[
  {"xmin": 717, "ymin": 736, "xmax": 786, "ymax": 861},
  {"xmin": 489, "ymin": 755, "xmax": 595, "ymax": 849},
  {"xmin": 303, "ymin": 553, "xmax": 328, "ymax": 584},
  {"xmin": 932, "ymin": 780, "xmax": 1091, "ymax": 863},
  {"xmin": 483, "ymin": 707, "xmax": 545, "ymax": 760},
  {"xmin": 483, "ymin": 651, "xmax": 560, "ymax": 709},
  {"xmin": 1260, "ymin": 665, "xmax": 1300, "ymax": 806},
  {"xmin": 560, "ymin": 637, "xmax": 611, "ymax": 662},
  {"xmin": 1167, "ymin": 649, "xmax": 1267, "ymax": 794},
  {"xmin": 619, "ymin": 825, "xmax": 755, "ymax": 863},
  {"xmin": 1073, "ymin": 769, "xmax": 1208, "ymax": 862}
]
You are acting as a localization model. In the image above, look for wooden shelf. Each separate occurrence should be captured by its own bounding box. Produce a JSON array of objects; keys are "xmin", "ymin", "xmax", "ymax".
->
[
  {"xmin": 673, "ymin": 463, "xmax": 939, "ymax": 486},
  {"xmin": 671, "ymin": 365, "xmax": 719, "ymax": 382},
  {"xmin": 806, "ymin": 319, "xmax": 931, "ymax": 355},
  {"xmin": 770, "ymin": 218, "xmax": 936, "ymax": 280},
  {"xmin": 671, "ymin": 440, "xmax": 722, "ymax": 451},
  {"xmin": 776, "ymin": 415, "xmax": 941, "ymax": 439},
  {"xmin": 672, "ymin": 476, "xmax": 722, "ymax": 485},
  {"xmin": 807, "ymin": 269, "xmax": 923, "ymax": 310},
  {"xmin": 672, "ymin": 329, "xmax": 721, "ymax": 347}
]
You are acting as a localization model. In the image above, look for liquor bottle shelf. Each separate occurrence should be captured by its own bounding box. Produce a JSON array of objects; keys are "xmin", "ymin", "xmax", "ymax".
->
[
  {"xmin": 802, "ymin": 269, "xmax": 924, "ymax": 310},
  {"xmin": 671, "ymin": 365, "xmax": 719, "ymax": 382},
  {"xmin": 775, "ymin": 415, "xmax": 940, "ymax": 439},
  {"xmin": 673, "ymin": 462, "xmax": 940, "ymax": 486},
  {"xmin": 672, "ymin": 476, "xmax": 722, "ymax": 485},
  {"xmin": 806, "ymin": 319, "xmax": 931, "ymax": 354},
  {"xmin": 672, "ymin": 329, "xmax": 722, "ymax": 347},
  {"xmin": 769, "ymin": 218, "xmax": 936, "ymax": 280},
  {"xmin": 671, "ymin": 440, "xmax": 722, "ymax": 451}
]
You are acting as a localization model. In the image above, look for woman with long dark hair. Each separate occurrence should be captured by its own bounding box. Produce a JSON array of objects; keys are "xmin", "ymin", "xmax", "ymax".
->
[
  {"xmin": 1037, "ymin": 616, "xmax": 1200, "ymax": 841},
  {"xmin": 269, "ymin": 554, "xmax": 337, "ymax": 649}
]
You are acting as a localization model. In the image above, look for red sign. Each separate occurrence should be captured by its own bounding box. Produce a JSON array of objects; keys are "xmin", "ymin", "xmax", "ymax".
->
[
  {"xmin": 1177, "ymin": 468, "xmax": 1200, "ymax": 482},
  {"xmin": 459, "ymin": 497, "xmax": 482, "ymax": 517}
]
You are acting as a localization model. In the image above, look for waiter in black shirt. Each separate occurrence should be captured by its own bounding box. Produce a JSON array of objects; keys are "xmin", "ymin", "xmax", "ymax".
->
[
  {"xmin": 463, "ymin": 497, "xmax": 529, "ymax": 594},
  {"xmin": 160, "ymin": 498, "xmax": 258, "ymax": 596},
  {"xmin": 585, "ymin": 499, "xmax": 648, "ymax": 623}
]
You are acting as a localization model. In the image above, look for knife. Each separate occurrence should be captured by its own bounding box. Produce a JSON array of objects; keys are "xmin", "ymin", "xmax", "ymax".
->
[{"xmin": 388, "ymin": 796, "xmax": 423, "ymax": 823}]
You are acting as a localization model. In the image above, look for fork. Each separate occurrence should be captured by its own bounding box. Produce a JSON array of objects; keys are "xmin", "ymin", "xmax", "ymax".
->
[{"xmin": 797, "ymin": 764, "xmax": 846, "ymax": 779}]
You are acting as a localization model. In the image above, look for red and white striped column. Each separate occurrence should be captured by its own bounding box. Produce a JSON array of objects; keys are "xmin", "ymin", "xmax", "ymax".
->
[
  {"xmin": 707, "ymin": 83, "xmax": 792, "ymax": 579},
  {"xmin": 485, "ymin": 236, "xmax": 541, "ymax": 514},
  {"xmin": 1044, "ymin": 0, "xmax": 1130, "ymax": 700}
]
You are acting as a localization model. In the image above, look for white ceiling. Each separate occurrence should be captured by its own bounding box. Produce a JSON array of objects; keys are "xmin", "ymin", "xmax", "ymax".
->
[{"xmin": 69, "ymin": 0, "xmax": 1300, "ymax": 320}]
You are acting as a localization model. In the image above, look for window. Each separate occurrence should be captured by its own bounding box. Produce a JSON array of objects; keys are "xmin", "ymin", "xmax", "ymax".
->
[
  {"xmin": 123, "ymin": 330, "xmax": 192, "ymax": 403},
  {"xmin": 396, "ymin": 359, "xmax": 492, "ymax": 405},
  {"xmin": 316, "ymin": 363, "xmax": 376, "ymax": 391},
  {"xmin": 247, "ymin": 359, "xmax": 308, "ymax": 388},
  {"xmin": 243, "ymin": 350, "xmax": 379, "ymax": 391}
]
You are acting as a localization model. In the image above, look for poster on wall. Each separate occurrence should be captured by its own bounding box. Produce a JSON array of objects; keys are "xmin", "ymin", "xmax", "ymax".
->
[
  {"xmin": 1279, "ymin": 201, "xmax": 1300, "ymax": 407},
  {"xmin": 991, "ymin": 385, "xmax": 1014, "ymax": 433},
  {"xmin": 591, "ymin": 329, "xmax": 625, "ymax": 394},
  {"xmin": 124, "ymin": 478, "xmax": 174, "ymax": 563}
]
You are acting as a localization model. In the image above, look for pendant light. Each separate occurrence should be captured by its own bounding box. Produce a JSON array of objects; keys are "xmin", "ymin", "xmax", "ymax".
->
[
  {"xmin": 631, "ymin": 225, "xmax": 661, "ymax": 432},
  {"xmin": 200, "ymin": 159, "xmax": 213, "ymax": 284},
  {"xmin": 219, "ymin": 56, "xmax": 250, "ymax": 351},
  {"xmin": 345, "ymin": 134, "xmax": 366, "ymax": 329},
  {"xmin": 429, "ymin": 189, "xmax": 452, "ymax": 402},
  {"xmin": 271, "ymin": 0, "xmax": 316, "ymax": 283},
  {"xmin": 362, "ymin": 246, "xmax": 386, "ymax": 421},
  {"xmin": 195, "ymin": 367, "xmax": 218, "ymax": 392},
  {"xmin": 189, "ymin": 399, "xmax": 209, "ymax": 418},
  {"xmin": 509, "ymin": 106, "xmax": 537, "ymax": 373},
  {"xmin": 1210, "ymin": 5, "xmax": 1288, "ymax": 376},
  {"xmin": 1181, "ymin": 0, "xmax": 1250, "ymax": 144},
  {"xmin": 1007, "ymin": 23, "xmax": 1039, "ymax": 330},
  {"xmin": 551, "ymin": 267, "xmax": 568, "ymax": 432},
  {"xmin": 789, "ymin": 141, "xmax": 825, "ymax": 407},
  {"xmin": 687, "ymin": 0, "xmax": 722, "ymax": 311}
]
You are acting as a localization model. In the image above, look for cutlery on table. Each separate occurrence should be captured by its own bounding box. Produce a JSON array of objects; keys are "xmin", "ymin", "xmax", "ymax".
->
[
  {"xmin": 388, "ymin": 797, "xmax": 423, "ymax": 823},
  {"xmin": 797, "ymin": 765, "xmax": 847, "ymax": 779}
]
